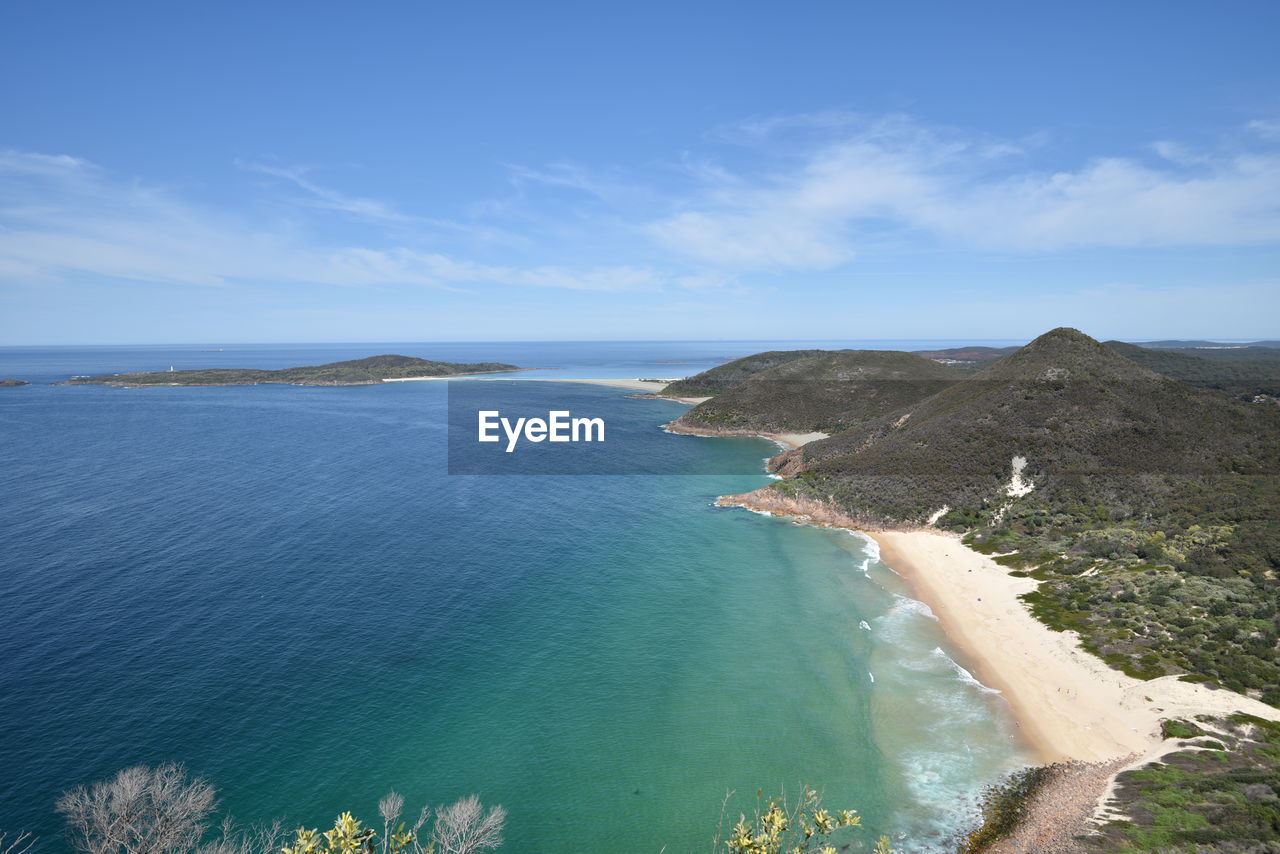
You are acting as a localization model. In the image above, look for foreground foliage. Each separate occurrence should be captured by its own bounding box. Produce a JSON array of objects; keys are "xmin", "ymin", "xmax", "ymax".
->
[
  {"xmin": 52, "ymin": 765, "xmax": 502, "ymax": 854},
  {"xmin": 714, "ymin": 788, "xmax": 890, "ymax": 854},
  {"xmin": 283, "ymin": 795, "xmax": 503, "ymax": 854}
]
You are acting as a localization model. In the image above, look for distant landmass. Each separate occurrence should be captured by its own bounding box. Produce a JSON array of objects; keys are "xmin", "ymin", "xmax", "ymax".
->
[
  {"xmin": 911, "ymin": 345, "xmax": 1021, "ymax": 371},
  {"xmin": 1136, "ymin": 339, "xmax": 1280, "ymax": 349},
  {"xmin": 60, "ymin": 354, "xmax": 521, "ymax": 387},
  {"xmin": 1103, "ymin": 341, "xmax": 1280, "ymax": 398},
  {"xmin": 0, "ymin": 379, "xmax": 29, "ymax": 387}
]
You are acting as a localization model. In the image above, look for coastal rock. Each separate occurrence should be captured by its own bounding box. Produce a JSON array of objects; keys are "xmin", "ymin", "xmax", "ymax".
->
[{"xmin": 716, "ymin": 486, "xmax": 926, "ymax": 532}]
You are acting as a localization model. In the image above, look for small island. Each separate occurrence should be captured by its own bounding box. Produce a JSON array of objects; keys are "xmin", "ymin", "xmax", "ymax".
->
[
  {"xmin": 59, "ymin": 354, "xmax": 521, "ymax": 387},
  {"xmin": 0, "ymin": 379, "xmax": 30, "ymax": 387}
]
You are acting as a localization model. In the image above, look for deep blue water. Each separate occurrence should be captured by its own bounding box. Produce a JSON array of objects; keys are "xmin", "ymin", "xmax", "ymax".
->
[{"xmin": 0, "ymin": 342, "xmax": 1028, "ymax": 854}]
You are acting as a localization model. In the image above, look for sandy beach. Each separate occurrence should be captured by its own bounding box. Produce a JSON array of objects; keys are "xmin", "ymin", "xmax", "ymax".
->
[
  {"xmin": 663, "ymin": 418, "xmax": 829, "ymax": 450},
  {"xmin": 871, "ymin": 530, "xmax": 1280, "ymax": 763},
  {"xmin": 516, "ymin": 377, "xmax": 677, "ymax": 391},
  {"xmin": 387, "ymin": 374, "xmax": 714, "ymax": 403},
  {"xmin": 716, "ymin": 491, "xmax": 1280, "ymax": 766},
  {"xmin": 502, "ymin": 377, "xmax": 715, "ymax": 404}
]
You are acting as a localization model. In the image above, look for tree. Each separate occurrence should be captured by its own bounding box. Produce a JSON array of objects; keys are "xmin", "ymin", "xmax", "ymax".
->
[
  {"xmin": 281, "ymin": 794, "xmax": 504, "ymax": 854},
  {"xmin": 712, "ymin": 787, "xmax": 885, "ymax": 854},
  {"xmin": 429, "ymin": 796, "xmax": 504, "ymax": 854},
  {"xmin": 57, "ymin": 764, "xmax": 216, "ymax": 854}
]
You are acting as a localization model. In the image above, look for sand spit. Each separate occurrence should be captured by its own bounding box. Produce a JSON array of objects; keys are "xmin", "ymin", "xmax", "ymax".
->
[{"xmin": 434, "ymin": 375, "xmax": 710, "ymax": 402}]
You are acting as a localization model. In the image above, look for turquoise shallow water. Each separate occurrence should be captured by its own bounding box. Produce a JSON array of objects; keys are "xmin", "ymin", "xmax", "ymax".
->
[{"xmin": 0, "ymin": 342, "xmax": 1028, "ymax": 853}]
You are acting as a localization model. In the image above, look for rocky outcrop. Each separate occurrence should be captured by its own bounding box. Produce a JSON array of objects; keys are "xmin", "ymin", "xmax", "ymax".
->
[{"xmin": 715, "ymin": 486, "xmax": 927, "ymax": 532}]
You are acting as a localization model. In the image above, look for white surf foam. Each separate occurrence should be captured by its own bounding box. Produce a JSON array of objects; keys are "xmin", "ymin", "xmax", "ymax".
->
[
  {"xmin": 888, "ymin": 594, "xmax": 939, "ymax": 621},
  {"xmin": 931, "ymin": 647, "xmax": 1002, "ymax": 694}
]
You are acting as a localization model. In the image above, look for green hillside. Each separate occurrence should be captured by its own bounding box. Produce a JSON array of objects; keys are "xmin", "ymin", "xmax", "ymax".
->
[
  {"xmin": 660, "ymin": 349, "xmax": 835, "ymax": 397},
  {"xmin": 911, "ymin": 345, "xmax": 1020, "ymax": 372},
  {"xmin": 764, "ymin": 329, "xmax": 1279, "ymax": 700},
  {"xmin": 63, "ymin": 354, "xmax": 520, "ymax": 386},
  {"xmin": 906, "ymin": 339, "xmax": 1280, "ymax": 398},
  {"xmin": 1105, "ymin": 341, "xmax": 1280, "ymax": 398},
  {"xmin": 675, "ymin": 350, "xmax": 962, "ymax": 434},
  {"xmin": 1138, "ymin": 340, "xmax": 1280, "ymax": 350}
]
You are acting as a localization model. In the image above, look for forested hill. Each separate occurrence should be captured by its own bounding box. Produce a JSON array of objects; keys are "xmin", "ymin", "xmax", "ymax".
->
[
  {"xmin": 669, "ymin": 339, "xmax": 1280, "ymax": 402},
  {"xmin": 660, "ymin": 349, "xmax": 836, "ymax": 397},
  {"xmin": 790, "ymin": 327, "xmax": 1277, "ymax": 508},
  {"xmin": 1104, "ymin": 340, "xmax": 1280, "ymax": 398},
  {"xmin": 673, "ymin": 350, "xmax": 962, "ymax": 434},
  {"xmin": 62, "ymin": 354, "xmax": 521, "ymax": 386},
  {"xmin": 758, "ymin": 328, "xmax": 1279, "ymax": 704},
  {"xmin": 910, "ymin": 345, "xmax": 1020, "ymax": 371}
]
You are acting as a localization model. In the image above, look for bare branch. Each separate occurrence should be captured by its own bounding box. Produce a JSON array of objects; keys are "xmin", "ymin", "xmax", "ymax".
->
[
  {"xmin": 1, "ymin": 831, "xmax": 36, "ymax": 854},
  {"xmin": 378, "ymin": 792, "xmax": 405, "ymax": 854},
  {"xmin": 430, "ymin": 797, "xmax": 504, "ymax": 854},
  {"xmin": 378, "ymin": 794, "xmax": 404, "ymax": 827},
  {"xmin": 57, "ymin": 764, "xmax": 217, "ymax": 854}
]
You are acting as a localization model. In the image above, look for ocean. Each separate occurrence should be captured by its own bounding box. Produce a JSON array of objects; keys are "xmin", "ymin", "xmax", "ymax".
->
[{"xmin": 0, "ymin": 341, "xmax": 1029, "ymax": 853}]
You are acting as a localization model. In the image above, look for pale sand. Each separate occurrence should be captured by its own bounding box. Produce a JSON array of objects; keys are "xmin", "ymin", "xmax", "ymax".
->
[
  {"xmin": 393, "ymin": 375, "xmax": 712, "ymax": 401},
  {"xmin": 524, "ymin": 377, "xmax": 677, "ymax": 392},
  {"xmin": 502, "ymin": 377, "xmax": 714, "ymax": 404},
  {"xmin": 714, "ymin": 487, "xmax": 1280, "ymax": 765},
  {"xmin": 869, "ymin": 530, "xmax": 1280, "ymax": 764},
  {"xmin": 663, "ymin": 419, "xmax": 829, "ymax": 449},
  {"xmin": 770, "ymin": 431, "xmax": 829, "ymax": 449}
]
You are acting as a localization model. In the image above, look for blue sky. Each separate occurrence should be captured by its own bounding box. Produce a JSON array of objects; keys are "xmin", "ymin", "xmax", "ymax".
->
[{"xmin": 2, "ymin": 0, "xmax": 1278, "ymax": 344}]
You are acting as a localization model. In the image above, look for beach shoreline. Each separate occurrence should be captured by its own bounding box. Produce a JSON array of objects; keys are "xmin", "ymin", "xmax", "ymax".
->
[
  {"xmin": 714, "ymin": 486, "xmax": 1280, "ymax": 846},
  {"xmin": 422, "ymin": 375, "xmax": 715, "ymax": 404},
  {"xmin": 714, "ymin": 488, "xmax": 1280, "ymax": 764},
  {"xmin": 663, "ymin": 417, "xmax": 829, "ymax": 450}
]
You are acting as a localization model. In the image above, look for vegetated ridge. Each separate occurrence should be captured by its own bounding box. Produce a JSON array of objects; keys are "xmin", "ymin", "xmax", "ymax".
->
[
  {"xmin": 673, "ymin": 350, "xmax": 962, "ymax": 434},
  {"xmin": 1104, "ymin": 340, "xmax": 1280, "ymax": 399},
  {"xmin": 660, "ymin": 349, "xmax": 836, "ymax": 397},
  {"xmin": 911, "ymin": 345, "xmax": 1021, "ymax": 372},
  {"xmin": 60, "ymin": 354, "xmax": 520, "ymax": 387}
]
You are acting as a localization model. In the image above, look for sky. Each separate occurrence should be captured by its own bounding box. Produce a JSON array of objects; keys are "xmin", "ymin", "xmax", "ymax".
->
[{"xmin": 1, "ymin": 0, "xmax": 1278, "ymax": 344}]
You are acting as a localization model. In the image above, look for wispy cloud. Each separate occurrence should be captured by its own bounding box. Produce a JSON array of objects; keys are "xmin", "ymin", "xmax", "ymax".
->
[
  {"xmin": 0, "ymin": 150, "xmax": 666, "ymax": 293},
  {"xmin": 239, "ymin": 160, "xmax": 414, "ymax": 222},
  {"xmin": 647, "ymin": 114, "xmax": 1280, "ymax": 269},
  {"xmin": 5, "ymin": 113, "xmax": 1280, "ymax": 299}
]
